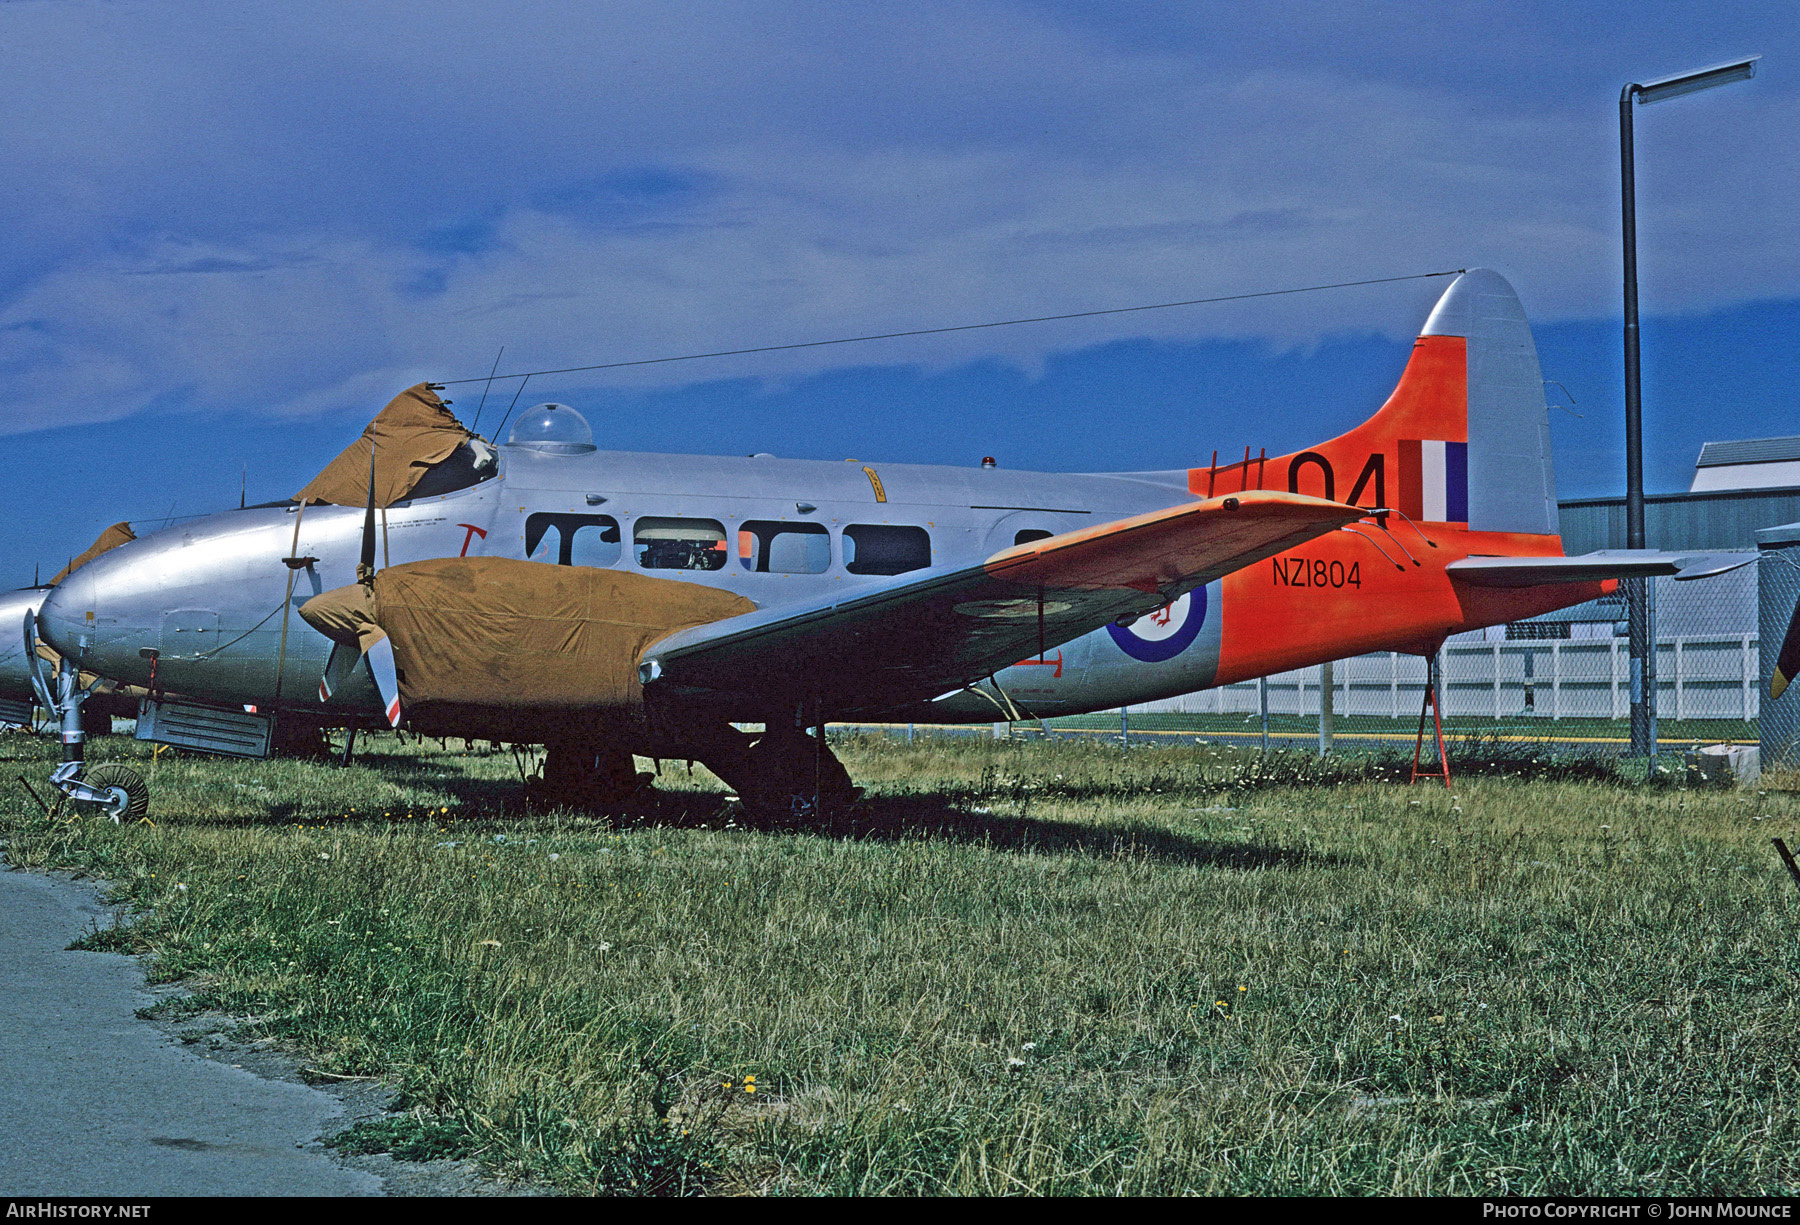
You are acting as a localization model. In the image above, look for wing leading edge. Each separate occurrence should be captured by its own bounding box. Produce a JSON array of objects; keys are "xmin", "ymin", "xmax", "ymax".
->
[{"xmin": 640, "ymin": 491, "xmax": 1361, "ymax": 715}]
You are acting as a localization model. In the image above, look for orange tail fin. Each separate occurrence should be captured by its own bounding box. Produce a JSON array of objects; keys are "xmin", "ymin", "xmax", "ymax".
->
[{"xmin": 1190, "ymin": 269, "xmax": 1559, "ymax": 537}]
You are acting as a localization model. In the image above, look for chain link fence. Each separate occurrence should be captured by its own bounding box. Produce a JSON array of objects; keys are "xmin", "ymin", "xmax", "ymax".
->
[{"xmin": 1759, "ymin": 541, "xmax": 1800, "ymax": 773}]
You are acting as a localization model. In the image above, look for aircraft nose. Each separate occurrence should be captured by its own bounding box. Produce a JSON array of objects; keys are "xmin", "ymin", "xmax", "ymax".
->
[
  {"xmin": 35, "ymin": 550, "xmax": 155, "ymax": 685},
  {"xmin": 36, "ymin": 569, "xmax": 97, "ymax": 661}
]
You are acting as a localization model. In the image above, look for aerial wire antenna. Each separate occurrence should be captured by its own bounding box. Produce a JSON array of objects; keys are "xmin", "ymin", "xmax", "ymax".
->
[
  {"xmin": 441, "ymin": 269, "xmax": 1466, "ymax": 387},
  {"xmin": 470, "ymin": 345, "xmax": 505, "ymax": 435},
  {"xmin": 492, "ymin": 373, "xmax": 533, "ymax": 443}
]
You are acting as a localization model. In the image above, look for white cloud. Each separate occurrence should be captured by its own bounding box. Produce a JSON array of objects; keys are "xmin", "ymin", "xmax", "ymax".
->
[{"xmin": 0, "ymin": 0, "xmax": 1794, "ymax": 433}]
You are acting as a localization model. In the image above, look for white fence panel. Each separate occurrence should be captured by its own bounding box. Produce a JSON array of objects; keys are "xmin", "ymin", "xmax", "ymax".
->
[{"xmin": 1136, "ymin": 635, "xmax": 1758, "ymax": 723}]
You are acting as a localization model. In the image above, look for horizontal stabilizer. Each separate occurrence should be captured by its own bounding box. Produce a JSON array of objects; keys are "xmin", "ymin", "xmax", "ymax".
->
[{"xmin": 1447, "ymin": 550, "xmax": 1753, "ymax": 588}]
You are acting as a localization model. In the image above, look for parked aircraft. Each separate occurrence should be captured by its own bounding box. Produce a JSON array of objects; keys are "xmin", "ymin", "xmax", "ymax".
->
[{"xmin": 30, "ymin": 269, "xmax": 1746, "ymax": 818}]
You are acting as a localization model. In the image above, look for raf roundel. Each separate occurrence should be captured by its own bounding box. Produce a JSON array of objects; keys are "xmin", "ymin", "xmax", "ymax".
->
[{"xmin": 1106, "ymin": 589, "xmax": 1206, "ymax": 663}]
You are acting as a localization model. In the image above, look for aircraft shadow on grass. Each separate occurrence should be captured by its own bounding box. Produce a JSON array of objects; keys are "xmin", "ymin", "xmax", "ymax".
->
[
  {"xmin": 13, "ymin": 746, "xmax": 1326, "ymax": 870},
  {"xmin": 637, "ymin": 790, "xmax": 1334, "ymax": 870}
]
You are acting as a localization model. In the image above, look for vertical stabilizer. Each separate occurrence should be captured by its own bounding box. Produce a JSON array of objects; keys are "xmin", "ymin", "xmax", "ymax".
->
[
  {"xmin": 1189, "ymin": 268, "xmax": 1560, "ymax": 539},
  {"xmin": 1420, "ymin": 269, "xmax": 1558, "ymax": 536}
]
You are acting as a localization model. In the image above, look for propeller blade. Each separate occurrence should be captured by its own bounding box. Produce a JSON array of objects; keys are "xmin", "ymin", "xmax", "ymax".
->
[
  {"xmin": 364, "ymin": 635, "xmax": 403, "ymax": 727},
  {"xmin": 319, "ymin": 640, "xmax": 362, "ymax": 702}
]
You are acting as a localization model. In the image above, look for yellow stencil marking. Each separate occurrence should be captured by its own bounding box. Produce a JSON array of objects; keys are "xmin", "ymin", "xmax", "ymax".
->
[{"xmin": 862, "ymin": 466, "xmax": 888, "ymax": 503}]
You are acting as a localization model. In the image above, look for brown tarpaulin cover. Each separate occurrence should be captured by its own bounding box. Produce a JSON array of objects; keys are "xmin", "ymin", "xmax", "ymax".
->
[
  {"xmin": 376, "ymin": 558, "xmax": 754, "ymax": 712},
  {"xmin": 293, "ymin": 384, "xmax": 473, "ymax": 508},
  {"xmin": 296, "ymin": 582, "xmax": 388, "ymax": 654},
  {"xmin": 50, "ymin": 522, "xmax": 135, "ymax": 586},
  {"xmin": 301, "ymin": 558, "xmax": 754, "ymax": 723}
]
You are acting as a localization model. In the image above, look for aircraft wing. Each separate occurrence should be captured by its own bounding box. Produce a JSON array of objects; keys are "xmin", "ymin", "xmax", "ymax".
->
[
  {"xmin": 1446, "ymin": 550, "xmax": 1753, "ymax": 588},
  {"xmin": 640, "ymin": 491, "xmax": 1360, "ymax": 715}
]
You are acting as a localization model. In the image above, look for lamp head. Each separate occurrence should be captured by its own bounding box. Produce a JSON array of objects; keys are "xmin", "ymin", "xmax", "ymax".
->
[{"xmin": 1634, "ymin": 56, "xmax": 1760, "ymax": 105}]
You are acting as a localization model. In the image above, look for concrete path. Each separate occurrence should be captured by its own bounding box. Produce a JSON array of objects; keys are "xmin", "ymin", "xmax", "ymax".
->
[{"xmin": 0, "ymin": 867, "xmax": 381, "ymax": 1197}]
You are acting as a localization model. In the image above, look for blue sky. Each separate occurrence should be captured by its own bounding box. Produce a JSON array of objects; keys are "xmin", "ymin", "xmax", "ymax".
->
[{"xmin": 1, "ymin": 1, "xmax": 1795, "ymax": 579}]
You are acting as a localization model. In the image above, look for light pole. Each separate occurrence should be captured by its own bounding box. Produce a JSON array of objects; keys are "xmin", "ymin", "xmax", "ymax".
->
[{"xmin": 1620, "ymin": 56, "xmax": 1759, "ymax": 763}]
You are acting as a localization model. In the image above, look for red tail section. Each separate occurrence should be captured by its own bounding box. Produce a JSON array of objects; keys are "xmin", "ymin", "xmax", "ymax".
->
[
  {"xmin": 1190, "ymin": 335, "xmax": 1469, "ymax": 523},
  {"xmin": 1191, "ymin": 268, "xmax": 1560, "ymax": 536},
  {"xmin": 1205, "ymin": 270, "xmax": 1592, "ymax": 685}
]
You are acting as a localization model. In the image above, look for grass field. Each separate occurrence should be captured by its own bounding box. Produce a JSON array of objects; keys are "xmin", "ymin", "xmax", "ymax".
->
[{"xmin": 3, "ymin": 729, "xmax": 1799, "ymax": 1196}]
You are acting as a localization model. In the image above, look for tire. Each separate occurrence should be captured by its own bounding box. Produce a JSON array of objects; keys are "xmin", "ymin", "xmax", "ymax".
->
[{"xmin": 80, "ymin": 763, "xmax": 149, "ymax": 822}]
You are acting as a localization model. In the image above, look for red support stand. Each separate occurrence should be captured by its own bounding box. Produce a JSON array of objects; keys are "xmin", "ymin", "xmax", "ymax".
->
[{"xmin": 1410, "ymin": 659, "xmax": 1452, "ymax": 789}]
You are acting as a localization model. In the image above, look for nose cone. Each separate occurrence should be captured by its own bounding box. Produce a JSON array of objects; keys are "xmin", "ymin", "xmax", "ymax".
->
[
  {"xmin": 37, "ymin": 538, "xmax": 162, "ymax": 687},
  {"xmin": 37, "ymin": 565, "xmax": 104, "ymax": 666}
]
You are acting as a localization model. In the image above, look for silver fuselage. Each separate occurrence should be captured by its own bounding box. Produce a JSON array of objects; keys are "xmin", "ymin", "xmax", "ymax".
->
[{"xmin": 36, "ymin": 445, "xmax": 1228, "ymax": 725}]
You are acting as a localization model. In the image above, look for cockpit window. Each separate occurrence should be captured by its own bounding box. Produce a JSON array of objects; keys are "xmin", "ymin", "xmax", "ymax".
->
[
  {"xmin": 635, "ymin": 517, "xmax": 727, "ymax": 571},
  {"xmin": 526, "ymin": 513, "xmax": 621, "ymax": 567},
  {"xmin": 403, "ymin": 439, "xmax": 500, "ymax": 501}
]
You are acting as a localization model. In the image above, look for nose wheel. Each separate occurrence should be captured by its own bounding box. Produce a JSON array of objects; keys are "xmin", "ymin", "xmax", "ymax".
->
[{"xmin": 51, "ymin": 761, "xmax": 150, "ymax": 823}]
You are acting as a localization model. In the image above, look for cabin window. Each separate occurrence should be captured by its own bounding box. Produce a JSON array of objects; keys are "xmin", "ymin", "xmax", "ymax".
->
[
  {"xmin": 844, "ymin": 524, "xmax": 931, "ymax": 576},
  {"xmin": 525, "ymin": 513, "xmax": 621, "ymax": 567},
  {"xmin": 1014, "ymin": 529, "xmax": 1054, "ymax": 546},
  {"xmin": 738, "ymin": 521, "xmax": 830, "ymax": 573},
  {"xmin": 635, "ymin": 517, "xmax": 728, "ymax": 571}
]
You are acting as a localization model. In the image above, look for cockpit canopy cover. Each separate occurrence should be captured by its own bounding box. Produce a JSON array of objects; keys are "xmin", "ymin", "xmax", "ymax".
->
[
  {"xmin": 295, "ymin": 384, "xmax": 480, "ymax": 509},
  {"xmin": 506, "ymin": 404, "xmax": 596, "ymax": 454}
]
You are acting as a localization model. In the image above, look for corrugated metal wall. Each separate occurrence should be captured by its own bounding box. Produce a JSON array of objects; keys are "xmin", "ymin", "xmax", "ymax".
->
[{"xmin": 1559, "ymin": 489, "xmax": 1800, "ymax": 554}]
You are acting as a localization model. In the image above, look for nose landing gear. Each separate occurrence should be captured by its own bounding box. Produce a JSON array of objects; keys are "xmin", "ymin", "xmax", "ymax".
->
[{"xmin": 24, "ymin": 609, "xmax": 150, "ymax": 823}]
